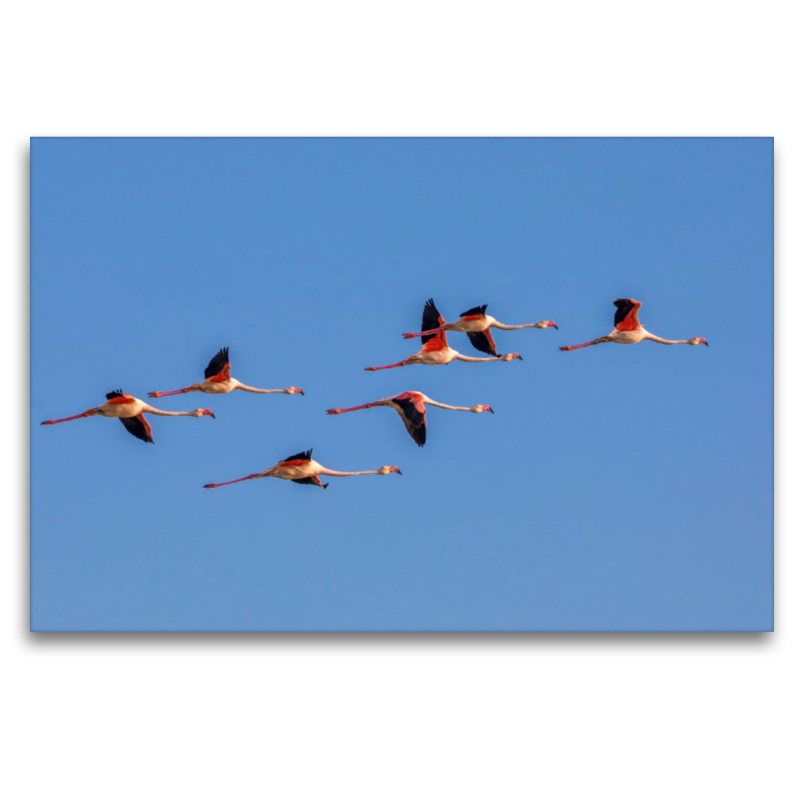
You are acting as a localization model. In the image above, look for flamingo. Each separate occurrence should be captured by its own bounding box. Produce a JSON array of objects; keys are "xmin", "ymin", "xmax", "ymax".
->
[
  {"xmin": 326, "ymin": 391, "xmax": 493, "ymax": 447},
  {"xmin": 40, "ymin": 390, "xmax": 215, "ymax": 443},
  {"xmin": 203, "ymin": 449, "xmax": 401, "ymax": 490},
  {"xmin": 148, "ymin": 347, "xmax": 303, "ymax": 398},
  {"xmin": 365, "ymin": 299, "xmax": 522, "ymax": 371},
  {"xmin": 559, "ymin": 299, "xmax": 709, "ymax": 352},
  {"xmin": 403, "ymin": 303, "xmax": 557, "ymax": 357}
]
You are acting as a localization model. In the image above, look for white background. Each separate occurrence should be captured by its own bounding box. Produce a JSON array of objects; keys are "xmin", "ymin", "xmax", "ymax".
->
[{"xmin": 3, "ymin": 2, "xmax": 796, "ymax": 797}]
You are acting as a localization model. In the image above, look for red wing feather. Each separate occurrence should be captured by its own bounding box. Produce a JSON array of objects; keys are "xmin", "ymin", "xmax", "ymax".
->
[
  {"xmin": 106, "ymin": 390, "xmax": 135, "ymax": 405},
  {"xmin": 613, "ymin": 299, "xmax": 642, "ymax": 331},
  {"xmin": 421, "ymin": 332, "xmax": 448, "ymax": 352},
  {"xmin": 280, "ymin": 449, "xmax": 313, "ymax": 466},
  {"xmin": 208, "ymin": 364, "xmax": 231, "ymax": 383}
]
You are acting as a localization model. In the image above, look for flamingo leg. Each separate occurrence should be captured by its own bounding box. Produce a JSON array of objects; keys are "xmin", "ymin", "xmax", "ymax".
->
[
  {"xmin": 203, "ymin": 473, "xmax": 262, "ymax": 489},
  {"xmin": 402, "ymin": 327, "xmax": 446, "ymax": 339},
  {"xmin": 326, "ymin": 403, "xmax": 380, "ymax": 415},
  {"xmin": 41, "ymin": 412, "xmax": 91, "ymax": 425},
  {"xmin": 147, "ymin": 388, "xmax": 189, "ymax": 398},
  {"xmin": 364, "ymin": 361, "xmax": 410, "ymax": 371},
  {"xmin": 559, "ymin": 339, "xmax": 606, "ymax": 352}
]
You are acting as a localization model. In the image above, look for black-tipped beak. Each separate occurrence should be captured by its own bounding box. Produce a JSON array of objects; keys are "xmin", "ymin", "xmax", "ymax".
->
[
  {"xmin": 397, "ymin": 469, "xmax": 402, "ymax": 475},
  {"xmin": 489, "ymin": 408, "xmax": 495, "ymax": 414},
  {"xmin": 299, "ymin": 389, "xmax": 305, "ymax": 395},
  {"xmin": 210, "ymin": 412, "xmax": 216, "ymax": 419},
  {"xmin": 518, "ymin": 355, "xmax": 523, "ymax": 361},
  {"xmin": 553, "ymin": 324, "xmax": 559, "ymax": 330},
  {"xmin": 704, "ymin": 341, "xmax": 709, "ymax": 347}
]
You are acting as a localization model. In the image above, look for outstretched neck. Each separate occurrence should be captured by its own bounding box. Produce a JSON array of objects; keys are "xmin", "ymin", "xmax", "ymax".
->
[
  {"xmin": 492, "ymin": 322, "xmax": 540, "ymax": 330},
  {"xmin": 236, "ymin": 384, "xmax": 286, "ymax": 393},
  {"xmin": 317, "ymin": 469, "xmax": 382, "ymax": 477},
  {"xmin": 454, "ymin": 353, "xmax": 501, "ymax": 362},
  {"xmin": 142, "ymin": 404, "xmax": 199, "ymax": 417},
  {"xmin": 423, "ymin": 400, "xmax": 472, "ymax": 412},
  {"xmin": 643, "ymin": 333, "xmax": 692, "ymax": 345}
]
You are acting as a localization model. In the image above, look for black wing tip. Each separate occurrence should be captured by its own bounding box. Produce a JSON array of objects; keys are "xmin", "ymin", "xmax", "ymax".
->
[
  {"xmin": 466, "ymin": 331, "xmax": 498, "ymax": 357},
  {"xmin": 106, "ymin": 389, "xmax": 125, "ymax": 400},
  {"xmin": 460, "ymin": 304, "xmax": 488, "ymax": 317},
  {"xmin": 284, "ymin": 448, "xmax": 313, "ymax": 462},
  {"xmin": 119, "ymin": 416, "xmax": 154, "ymax": 443},
  {"xmin": 421, "ymin": 298, "xmax": 443, "ymax": 339},
  {"xmin": 204, "ymin": 347, "xmax": 231, "ymax": 379}
]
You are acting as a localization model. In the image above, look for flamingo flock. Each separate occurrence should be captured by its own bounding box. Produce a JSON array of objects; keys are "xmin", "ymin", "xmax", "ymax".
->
[{"xmin": 40, "ymin": 297, "xmax": 707, "ymax": 491}]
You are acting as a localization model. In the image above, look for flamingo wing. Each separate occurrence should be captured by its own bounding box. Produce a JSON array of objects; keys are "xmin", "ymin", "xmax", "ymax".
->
[
  {"xmin": 280, "ymin": 449, "xmax": 313, "ymax": 466},
  {"xmin": 205, "ymin": 347, "xmax": 231, "ymax": 380},
  {"xmin": 460, "ymin": 304, "xmax": 488, "ymax": 320},
  {"xmin": 466, "ymin": 328, "xmax": 498, "ymax": 356},
  {"xmin": 291, "ymin": 476, "xmax": 328, "ymax": 488},
  {"xmin": 421, "ymin": 298, "xmax": 449, "ymax": 350},
  {"xmin": 120, "ymin": 414, "xmax": 154, "ymax": 443},
  {"xmin": 392, "ymin": 392, "xmax": 427, "ymax": 446},
  {"xmin": 106, "ymin": 390, "xmax": 136, "ymax": 406},
  {"xmin": 613, "ymin": 299, "xmax": 642, "ymax": 331}
]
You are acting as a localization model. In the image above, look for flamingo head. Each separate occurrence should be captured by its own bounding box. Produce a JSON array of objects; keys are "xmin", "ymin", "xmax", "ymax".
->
[
  {"xmin": 689, "ymin": 338, "xmax": 709, "ymax": 347},
  {"xmin": 471, "ymin": 405, "xmax": 494, "ymax": 414},
  {"xmin": 287, "ymin": 387, "xmax": 304, "ymax": 395},
  {"xmin": 379, "ymin": 466, "xmax": 402, "ymax": 475},
  {"xmin": 500, "ymin": 353, "xmax": 523, "ymax": 361},
  {"xmin": 195, "ymin": 409, "xmax": 216, "ymax": 418},
  {"xmin": 537, "ymin": 320, "xmax": 559, "ymax": 329}
]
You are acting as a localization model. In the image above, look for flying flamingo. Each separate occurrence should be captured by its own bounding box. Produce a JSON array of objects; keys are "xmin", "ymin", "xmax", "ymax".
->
[
  {"xmin": 402, "ymin": 303, "xmax": 557, "ymax": 357},
  {"xmin": 41, "ymin": 390, "xmax": 215, "ymax": 443},
  {"xmin": 365, "ymin": 299, "xmax": 522, "ymax": 371},
  {"xmin": 203, "ymin": 449, "xmax": 401, "ymax": 490},
  {"xmin": 559, "ymin": 299, "xmax": 709, "ymax": 352},
  {"xmin": 326, "ymin": 391, "xmax": 493, "ymax": 447},
  {"xmin": 148, "ymin": 347, "xmax": 303, "ymax": 398}
]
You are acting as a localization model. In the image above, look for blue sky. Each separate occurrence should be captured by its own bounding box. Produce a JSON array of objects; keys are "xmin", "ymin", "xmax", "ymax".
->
[{"xmin": 30, "ymin": 137, "xmax": 773, "ymax": 631}]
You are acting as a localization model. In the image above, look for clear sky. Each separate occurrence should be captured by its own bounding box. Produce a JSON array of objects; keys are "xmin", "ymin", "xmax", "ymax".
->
[{"xmin": 30, "ymin": 137, "xmax": 773, "ymax": 631}]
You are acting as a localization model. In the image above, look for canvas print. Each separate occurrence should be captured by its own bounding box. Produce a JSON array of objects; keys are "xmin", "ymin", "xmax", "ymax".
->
[{"xmin": 30, "ymin": 137, "xmax": 773, "ymax": 631}]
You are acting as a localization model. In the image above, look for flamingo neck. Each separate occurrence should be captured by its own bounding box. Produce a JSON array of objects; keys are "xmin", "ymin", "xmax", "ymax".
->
[
  {"xmin": 423, "ymin": 399, "xmax": 471, "ymax": 412},
  {"xmin": 492, "ymin": 322, "xmax": 539, "ymax": 330},
  {"xmin": 643, "ymin": 333, "xmax": 692, "ymax": 345}
]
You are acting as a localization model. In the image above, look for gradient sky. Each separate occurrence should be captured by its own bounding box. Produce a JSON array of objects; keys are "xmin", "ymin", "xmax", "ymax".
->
[{"xmin": 30, "ymin": 137, "xmax": 773, "ymax": 631}]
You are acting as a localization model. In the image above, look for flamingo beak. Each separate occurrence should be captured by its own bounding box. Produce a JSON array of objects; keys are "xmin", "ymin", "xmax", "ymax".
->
[
  {"xmin": 488, "ymin": 407, "xmax": 494, "ymax": 414},
  {"xmin": 549, "ymin": 321, "xmax": 559, "ymax": 329}
]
